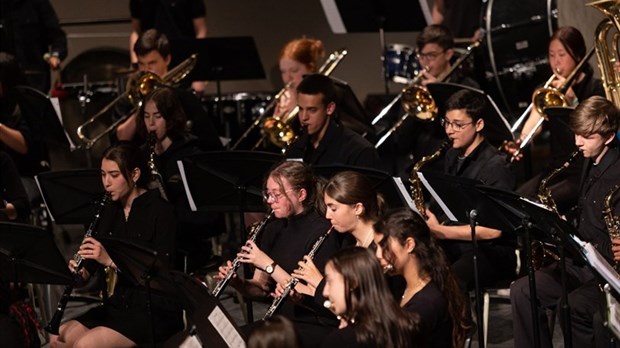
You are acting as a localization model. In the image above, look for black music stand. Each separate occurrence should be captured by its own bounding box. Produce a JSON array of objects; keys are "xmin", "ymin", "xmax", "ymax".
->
[
  {"xmin": 419, "ymin": 172, "xmax": 521, "ymax": 348},
  {"xmin": 178, "ymin": 150, "xmax": 281, "ymax": 321},
  {"xmin": 35, "ymin": 169, "xmax": 104, "ymax": 224},
  {"xmin": 170, "ymin": 37, "xmax": 265, "ymax": 137},
  {"xmin": 0, "ymin": 222, "xmax": 72, "ymax": 285},
  {"xmin": 313, "ymin": 165, "xmax": 411, "ymax": 210},
  {"xmin": 331, "ymin": 77, "xmax": 375, "ymax": 137},
  {"xmin": 427, "ymin": 82, "xmax": 514, "ymax": 147},
  {"xmin": 319, "ymin": 0, "xmax": 429, "ymax": 94},
  {"xmin": 163, "ymin": 270, "xmax": 246, "ymax": 347},
  {"xmin": 545, "ymin": 106, "xmax": 579, "ymax": 159},
  {"xmin": 15, "ymin": 86, "xmax": 71, "ymax": 148},
  {"xmin": 478, "ymin": 185, "xmax": 585, "ymax": 348}
]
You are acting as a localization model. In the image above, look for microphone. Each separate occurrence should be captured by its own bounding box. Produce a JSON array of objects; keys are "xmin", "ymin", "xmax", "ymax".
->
[{"xmin": 469, "ymin": 209, "xmax": 478, "ymax": 220}]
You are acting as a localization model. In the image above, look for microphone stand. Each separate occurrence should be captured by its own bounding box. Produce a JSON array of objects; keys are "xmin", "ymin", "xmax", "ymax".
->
[{"xmin": 469, "ymin": 209, "xmax": 485, "ymax": 348}]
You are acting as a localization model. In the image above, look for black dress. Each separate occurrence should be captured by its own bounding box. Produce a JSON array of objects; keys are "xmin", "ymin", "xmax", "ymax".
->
[
  {"xmin": 402, "ymin": 281, "xmax": 452, "ymax": 348},
  {"xmin": 76, "ymin": 190, "xmax": 183, "ymax": 345},
  {"xmin": 259, "ymin": 208, "xmax": 341, "ymax": 348}
]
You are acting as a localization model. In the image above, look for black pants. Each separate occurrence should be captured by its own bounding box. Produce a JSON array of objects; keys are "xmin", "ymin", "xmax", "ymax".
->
[{"xmin": 510, "ymin": 260, "xmax": 599, "ymax": 348}]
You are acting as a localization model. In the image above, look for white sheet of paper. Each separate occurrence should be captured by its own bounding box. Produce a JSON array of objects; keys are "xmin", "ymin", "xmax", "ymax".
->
[
  {"xmin": 207, "ymin": 306, "xmax": 246, "ymax": 348},
  {"xmin": 417, "ymin": 172, "xmax": 458, "ymax": 221}
]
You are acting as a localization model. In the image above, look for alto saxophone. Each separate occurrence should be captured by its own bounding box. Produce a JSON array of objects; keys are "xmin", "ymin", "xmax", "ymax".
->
[
  {"xmin": 263, "ymin": 226, "xmax": 335, "ymax": 320},
  {"xmin": 604, "ymin": 184, "xmax": 620, "ymax": 271},
  {"xmin": 409, "ymin": 141, "xmax": 450, "ymax": 219},
  {"xmin": 531, "ymin": 150, "xmax": 580, "ymax": 269},
  {"xmin": 147, "ymin": 131, "xmax": 168, "ymax": 201}
]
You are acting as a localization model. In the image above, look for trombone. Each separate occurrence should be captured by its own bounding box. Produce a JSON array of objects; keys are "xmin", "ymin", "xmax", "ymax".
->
[
  {"xmin": 509, "ymin": 47, "xmax": 595, "ymax": 159},
  {"xmin": 76, "ymin": 54, "xmax": 198, "ymax": 149},
  {"xmin": 251, "ymin": 49, "xmax": 348, "ymax": 150},
  {"xmin": 374, "ymin": 41, "xmax": 480, "ymax": 148}
]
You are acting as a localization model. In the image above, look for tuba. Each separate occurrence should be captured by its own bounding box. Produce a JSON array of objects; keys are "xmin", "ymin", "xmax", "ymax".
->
[
  {"xmin": 256, "ymin": 49, "xmax": 348, "ymax": 149},
  {"xmin": 76, "ymin": 54, "xmax": 198, "ymax": 149},
  {"xmin": 588, "ymin": 0, "xmax": 620, "ymax": 108}
]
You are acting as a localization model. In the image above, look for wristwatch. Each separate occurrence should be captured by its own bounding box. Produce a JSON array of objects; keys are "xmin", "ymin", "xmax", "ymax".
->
[{"xmin": 264, "ymin": 261, "xmax": 277, "ymax": 275}]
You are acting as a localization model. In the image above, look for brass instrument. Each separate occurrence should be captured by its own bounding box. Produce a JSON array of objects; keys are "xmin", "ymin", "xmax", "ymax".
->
[
  {"xmin": 409, "ymin": 141, "xmax": 450, "ymax": 219},
  {"xmin": 370, "ymin": 66, "xmax": 429, "ymax": 126},
  {"xmin": 146, "ymin": 131, "xmax": 168, "ymax": 201},
  {"xmin": 604, "ymin": 184, "xmax": 620, "ymax": 270},
  {"xmin": 256, "ymin": 49, "xmax": 348, "ymax": 149},
  {"xmin": 76, "ymin": 54, "xmax": 198, "ymax": 149},
  {"xmin": 531, "ymin": 150, "xmax": 580, "ymax": 269},
  {"xmin": 589, "ymin": 0, "xmax": 620, "ymax": 108},
  {"xmin": 211, "ymin": 211, "xmax": 274, "ymax": 298},
  {"xmin": 263, "ymin": 226, "xmax": 334, "ymax": 320},
  {"xmin": 537, "ymin": 150, "xmax": 580, "ymax": 214},
  {"xmin": 45, "ymin": 193, "xmax": 110, "ymax": 335},
  {"xmin": 374, "ymin": 41, "xmax": 480, "ymax": 148},
  {"xmin": 230, "ymin": 83, "xmax": 291, "ymax": 150}
]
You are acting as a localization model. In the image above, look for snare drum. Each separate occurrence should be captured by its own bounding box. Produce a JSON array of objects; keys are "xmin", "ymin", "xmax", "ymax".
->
[{"xmin": 385, "ymin": 43, "xmax": 420, "ymax": 84}]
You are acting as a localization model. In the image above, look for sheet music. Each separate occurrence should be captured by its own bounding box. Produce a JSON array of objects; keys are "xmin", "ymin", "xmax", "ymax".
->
[
  {"xmin": 392, "ymin": 177, "xmax": 417, "ymax": 213},
  {"xmin": 33, "ymin": 175, "xmax": 56, "ymax": 222},
  {"xmin": 570, "ymin": 234, "xmax": 620, "ymax": 293},
  {"xmin": 418, "ymin": 172, "xmax": 457, "ymax": 222},
  {"xmin": 49, "ymin": 97, "xmax": 77, "ymax": 151},
  {"xmin": 208, "ymin": 306, "xmax": 246, "ymax": 348},
  {"xmin": 177, "ymin": 160, "xmax": 197, "ymax": 212},
  {"xmin": 519, "ymin": 196, "xmax": 553, "ymax": 211},
  {"xmin": 604, "ymin": 284, "xmax": 620, "ymax": 340}
]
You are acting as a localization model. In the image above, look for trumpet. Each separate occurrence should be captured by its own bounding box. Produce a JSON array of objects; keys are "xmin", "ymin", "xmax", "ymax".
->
[
  {"xmin": 510, "ymin": 47, "xmax": 595, "ymax": 159},
  {"xmin": 374, "ymin": 41, "xmax": 480, "ymax": 148},
  {"xmin": 254, "ymin": 49, "xmax": 348, "ymax": 150},
  {"xmin": 76, "ymin": 54, "xmax": 197, "ymax": 149}
]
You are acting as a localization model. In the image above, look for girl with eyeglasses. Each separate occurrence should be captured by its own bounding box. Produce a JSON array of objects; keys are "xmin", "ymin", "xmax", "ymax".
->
[{"xmin": 214, "ymin": 160, "xmax": 341, "ymax": 347}]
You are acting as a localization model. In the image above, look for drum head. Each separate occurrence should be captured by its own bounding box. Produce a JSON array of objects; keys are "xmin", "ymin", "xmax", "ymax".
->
[
  {"xmin": 385, "ymin": 43, "xmax": 420, "ymax": 84},
  {"xmin": 482, "ymin": 0, "xmax": 557, "ymax": 116}
]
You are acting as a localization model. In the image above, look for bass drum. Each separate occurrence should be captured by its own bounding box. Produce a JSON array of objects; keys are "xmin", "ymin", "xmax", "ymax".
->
[
  {"xmin": 482, "ymin": 0, "xmax": 558, "ymax": 119},
  {"xmin": 203, "ymin": 92, "xmax": 273, "ymax": 147}
]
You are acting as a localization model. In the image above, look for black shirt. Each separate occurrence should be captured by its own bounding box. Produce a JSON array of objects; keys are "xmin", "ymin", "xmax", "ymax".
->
[
  {"xmin": 403, "ymin": 281, "xmax": 452, "ymax": 348},
  {"xmin": 0, "ymin": 0, "xmax": 67, "ymax": 92},
  {"xmin": 130, "ymin": 0, "xmax": 206, "ymax": 40},
  {"xmin": 576, "ymin": 144, "xmax": 620, "ymax": 262},
  {"xmin": 285, "ymin": 119, "xmax": 382, "ymax": 171},
  {"xmin": 259, "ymin": 209, "xmax": 340, "ymax": 323},
  {"xmin": 444, "ymin": 139, "xmax": 515, "ymax": 190}
]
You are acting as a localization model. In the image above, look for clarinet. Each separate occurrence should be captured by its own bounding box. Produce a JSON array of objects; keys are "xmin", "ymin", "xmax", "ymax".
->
[
  {"xmin": 211, "ymin": 211, "xmax": 274, "ymax": 298},
  {"xmin": 147, "ymin": 131, "xmax": 168, "ymax": 201},
  {"xmin": 263, "ymin": 226, "xmax": 334, "ymax": 320},
  {"xmin": 45, "ymin": 193, "xmax": 110, "ymax": 335}
]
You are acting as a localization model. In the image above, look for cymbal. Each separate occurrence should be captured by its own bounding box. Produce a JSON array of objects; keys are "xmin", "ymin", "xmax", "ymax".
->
[{"xmin": 115, "ymin": 68, "xmax": 137, "ymax": 76}]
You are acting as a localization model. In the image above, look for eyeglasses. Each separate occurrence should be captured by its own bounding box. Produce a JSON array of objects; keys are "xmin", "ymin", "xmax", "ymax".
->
[
  {"xmin": 440, "ymin": 118, "xmax": 474, "ymax": 131},
  {"xmin": 416, "ymin": 50, "xmax": 445, "ymax": 61},
  {"xmin": 263, "ymin": 189, "xmax": 296, "ymax": 202}
]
